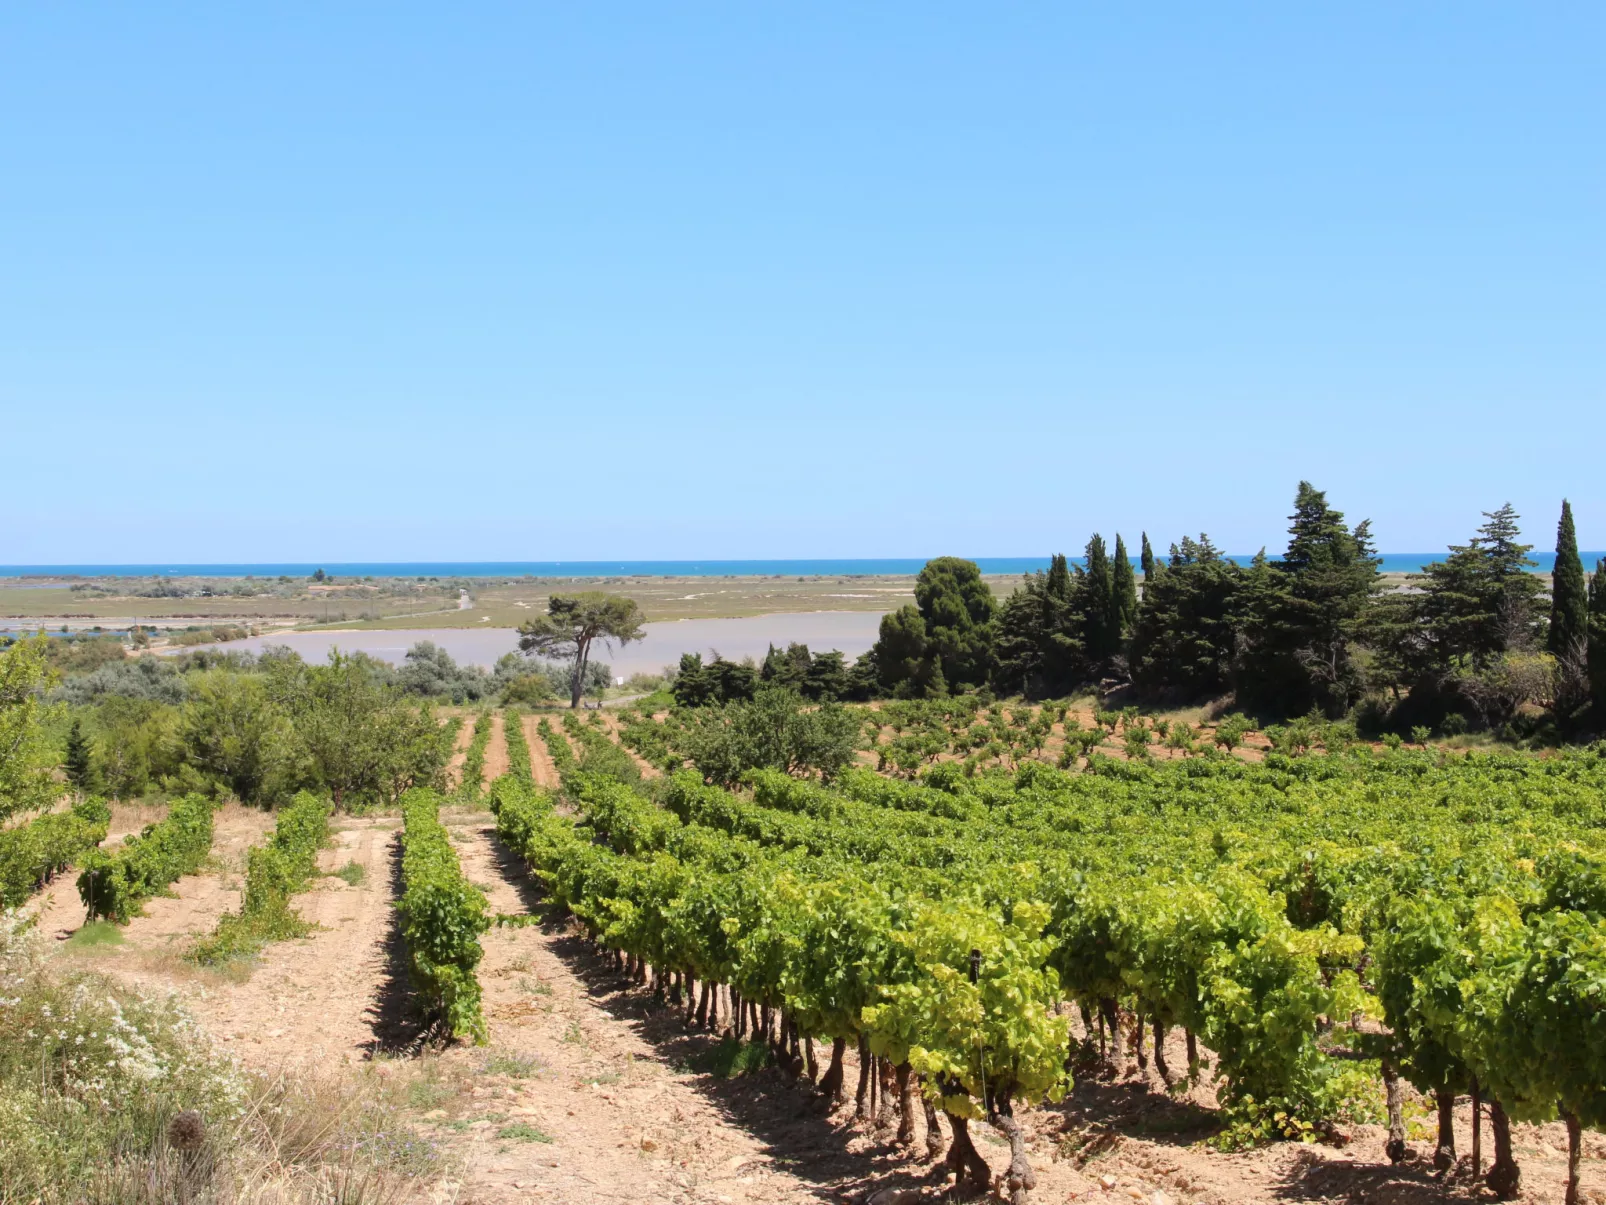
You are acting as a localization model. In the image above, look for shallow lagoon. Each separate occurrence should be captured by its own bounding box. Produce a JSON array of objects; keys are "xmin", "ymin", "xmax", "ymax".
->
[{"xmin": 210, "ymin": 610, "xmax": 885, "ymax": 678}]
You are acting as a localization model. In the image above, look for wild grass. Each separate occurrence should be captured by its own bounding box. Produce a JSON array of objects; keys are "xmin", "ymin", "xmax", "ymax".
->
[{"xmin": 0, "ymin": 910, "xmax": 444, "ymax": 1204}]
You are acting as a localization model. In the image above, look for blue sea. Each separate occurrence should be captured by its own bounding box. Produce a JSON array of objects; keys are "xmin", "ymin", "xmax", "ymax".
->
[{"xmin": 1, "ymin": 554, "xmax": 1598, "ymax": 579}]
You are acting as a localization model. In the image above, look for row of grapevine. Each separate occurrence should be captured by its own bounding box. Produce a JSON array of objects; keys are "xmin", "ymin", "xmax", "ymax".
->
[
  {"xmin": 0, "ymin": 797, "xmax": 110, "ymax": 909},
  {"xmin": 494, "ymin": 742, "xmax": 1606, "ymax": 1203},
  {"xmin": 77, "ymin": 794, "xmax": 215, "ymax": 924},
  {"xmin": 502, "ymin": 709, "xmax": 532, "ymax": 784},
  {"xmin": 454, "ymin": 710, "xmax": 495, "ymax": 799},
  {"xmin": 397, "ymin": 788, "xmax": 490, "ymax": 1042},
  {"xmin": 561, "ymin": 711, "xmax": 641, "ymax": 781},
  {"xmin": 537, "ymin": 718, "xmax": 576, "ymax": 775},
  {"xmin": 192, "ymin": 790, "xmax": 333, "ymax": 964}
]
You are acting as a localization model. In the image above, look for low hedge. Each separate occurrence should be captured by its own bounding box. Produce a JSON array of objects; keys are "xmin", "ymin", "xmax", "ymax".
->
[
  {"xmin": 455, "ymin": 710, "xmax": 494, "ymax": 800},
  {"xmin": 192, "ymin": 790, "xmax": 333, "ymax": 964},
  {"xmin": 537, "ymin": 718, "xmax": 576, "ymax": 775},
  {"xmin": 397, "ymin": 788, "xmax": 489, "ymax": 1042},
  {"xmin": 0, "ymin": 797, "xmax": 111, "ymax": 909},
  {"xmin": 77, "ymin": 794, "xmax": 215, "ymax": 923},
  {"xmin": 502, "ymin": 710, "xmax": 533, "ymax": 784}
]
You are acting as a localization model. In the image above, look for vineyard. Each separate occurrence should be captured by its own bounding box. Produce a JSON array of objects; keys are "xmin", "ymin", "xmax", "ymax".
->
[
  {"xmin": 5, "ymin": 693, "xmax": 1605, "ymax": 1204},
  {"xmin": 498, "ymin": 703, "xmax": 1606, "ymax": 1205}
]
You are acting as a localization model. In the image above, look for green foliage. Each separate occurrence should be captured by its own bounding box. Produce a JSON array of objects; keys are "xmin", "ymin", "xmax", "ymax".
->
[
  {"xmin": 0, "ymin": 634, "xmax": 63, "ymax": 820},
  {"xmin": 516, "ymin": 592, "xmax": 645, "ymax": 709},
  {"xmin": 1130, "ymin": 535, "xmax": 1243, "ymax": 697},
  {"xmin": 77, "ymin": 794, "xmax": 215, "ymax": 923},
  {"xmin": 665, "ymin": 687, "xmax": 862, "ymax": 786},
  {"xmin": 671, "ymin": 652, "xmax": 758, "ymax": 707},
  {"xmin": 1591, "ymin": 559, "xmax": 1606, "ymax": 714},
  {"xmin": 0, "ymin": 797, "xmax": 110, "ymax": 909},
  {"xmin": 561, "ymin": 713, "xmax": 639, "ymax": 784},
  {"xmin": 397, "ymin": 789, "xmax": 489, "ymax": 1043},
  {"xmin": 1550, "ymin": 500, "xmax": 1589, "ymax": 661},
  {"xmin": 537, "ymin": 717, "xmax": 577, "ymax": 775},
  {"xmin": 455, "ymin": 710, "xmax": 494, "ymax": 799},
  {"xmin": 191, "ymin": 790, "xmax": 333, "ymax": 964},
  {"xmin": 501, "ymin": 708, "xmax": 533, "ymax": 784},
  {"xmin": 180, "ymin": 668, "xmax": 298, "ymax": 805}
]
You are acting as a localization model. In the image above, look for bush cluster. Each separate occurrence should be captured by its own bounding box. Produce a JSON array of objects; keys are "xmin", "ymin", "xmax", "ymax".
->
[
  {"xmin": 0, "ymin": 798, "xmax": 110, "ymax": 909},
  {"xmin": 191, "ymin": 791, "xmax": 333, "ymax": 965},
  {"xmin": 454, "ymin": 710, "xmax": 494, "ymax": 800},
  {"xmin": 397, "ymin": 789, "xmax": 489, "ymax": 1043},
  {"xmin": 537, "ymin": 718, "xmax": 576, "ymax": 775},
  {"xmin": 561, "ymin": 713, "xmax": 639, "ymax": 783},
  {"xmin": 76, "ymin": 794, "xmax": 215, "ymax": 923},
  {"xmin": 502, "ymin": 709, "xmax": 533, "ymax": 784}
]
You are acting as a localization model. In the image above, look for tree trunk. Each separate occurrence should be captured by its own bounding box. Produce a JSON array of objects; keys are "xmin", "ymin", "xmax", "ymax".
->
[
  {"xmin": 1433, "ymin": 1087, "xmax": 1456, "ymax": 1172},
  {"xmin": 684, "ymin": 974, "xmax": 697, "ymax": 1025},
  {"xmin": 761, "ymin": 1003, "xmax": 772, "ymax": 1045},
  {"xmin": 1565, "ymin": 1110, "xmax": 1582, "ymax": 1205},
  {"xmin": 944, "ymin": 1111, "xmax": 992, "ymax": 1196},
  {"xmin": 923, "ymin": 1092, "xmax": 946, "ymax": 1160},
  {"xmin": 1486, "ymin": 1098, "xmax": 1520, "ymax": 1200},
  {"xmin": 1099, "ymin": 997, "xmax": 1122, "ymax": 1065},
  {"xmin": 732, "ymin": 989, "xmax": 744, "ymax": 1038},
  {"xmin": 991, "ymin": 1093, "xmax": 1036, "ymax": 1205},
  {"xmin": 570, "ymin": 643, "xmax": 590, "ymax": 709},
  {"xmin": 1382, "ymin": 1059, "xmax": 1407, "ymax": 1163},
  {"xmin": 895, "ymin": 1062, "xmax": 916, "ymax": 1145},
  {"xmin": 804, "ymin": 1035, "xmax": 818, "ymax": 1084},
  {"xmin": 1471, "ymin": 1078, "xmax": 1482, "ymax": 1176},
  {"xmin": 819, "ymin": 1036, "xmax": 846, "ymax": 1102},
  {"xmin": 855, "ymin": 1034, "xmax": 872, "ymax": 1120},
  {"xmin": 1134, "ymin": 1012, "xmax": 1148, "ymax": 1071},
  {"xmin": 1185, "ymin": 1028, "xmax": 1199, "ymax": 1074},
  {"xmin": 695, "ymin": 981, "xmax": 711, "ymax": 1028},
  {"xmin": 878, "ymin": 1058, "xmax": 898, "ymax": 1127},
  {"xmin": 1152, "ymin": 1019, "xmax": 1172, "ymax": 1086}
]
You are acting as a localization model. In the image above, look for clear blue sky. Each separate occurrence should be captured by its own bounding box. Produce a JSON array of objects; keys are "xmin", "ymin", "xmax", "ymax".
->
[{"xmin": 3, "ymin": 4, "xmax": 1601, "ymax": 563}]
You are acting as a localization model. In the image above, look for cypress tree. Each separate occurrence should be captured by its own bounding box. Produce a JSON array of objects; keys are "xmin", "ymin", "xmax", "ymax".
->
[
  {"xmin": 64, "ymin": 718, "xmax": 94, "ymax": 794},
  {"xmin": 1140, "ymin": 532, "xmax": 1156, "ymax": 579},
  {"xmin": 1080, "ymin": 535, "xmax": 1120, "ymax": 663},
  {"xmin": 1549, "ymin": 500, "xmax": 1588, "ymax": 661},
  {"xmin": 1589, "ymin": 559, "xmax": 1606, "ymax": 713},
  {"xmin": 1112, "ymin": 535, "xmax": 1139, "ymax": 636}
]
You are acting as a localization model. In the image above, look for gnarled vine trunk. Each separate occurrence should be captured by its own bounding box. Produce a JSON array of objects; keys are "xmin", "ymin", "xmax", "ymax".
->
[
  {"xmin": 855, "ymin": 1034, "xmax": 872, "ymax": 1120},
  {"xmin": 991, "ymin": 1091, "xmax": 1035, "ymax": 1205},
  {"xmin": 944, "ymin": 1110, "xmax": 992, "ymax": 1196},
  {"xmin": 895, "ymin": 1062, "xmax": 916, "ymax": 1145},
  {"xmin": 1433, "ymin": 1087, "xmax": 1456, "ymax": 1171},
  {"xmin": 1471, "ymin": 1077, "xmax": 1482, "ymax": 1175},
  {"xmin": 923, "ymin": 1090, "xmax": 946, "ymax": 1160},
  {"xmin": 1486, "ymin": 1098, "xmax": 1520, "ymax": 1200},
  {"xmin": 1151, "ymin": 1018, "xmax": 1171, "ymax": 1085},
  {"xmin": 1565, "ymin": 1110, "xmax": 1582, "ymax": 1205},
  {"xmin": 1382, "ymin": 1059, "xmax": 1407, "ymax": 1163},
  {"xmin": 819, "ymin": 1036, "xmax": 846, "ymax": 1102}
]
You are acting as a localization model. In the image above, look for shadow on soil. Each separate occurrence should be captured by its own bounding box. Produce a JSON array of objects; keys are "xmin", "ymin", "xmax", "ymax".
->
[
  {"xmin": 362, "ymin": 833, "xmax": 434, "ymax": 1056},
  {"xmin": 478, "ymin": 827, "xmax": 945, "ymax": 1202}
]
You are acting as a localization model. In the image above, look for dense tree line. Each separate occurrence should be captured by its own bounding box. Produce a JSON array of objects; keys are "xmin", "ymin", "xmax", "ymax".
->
[
  {"xmin": 0, "ymin": 634, "xmax": 456, "ymax": 812},
  {"xmin": 861, "ymin": 484, "xmax": 1604, "ymax": 737}
]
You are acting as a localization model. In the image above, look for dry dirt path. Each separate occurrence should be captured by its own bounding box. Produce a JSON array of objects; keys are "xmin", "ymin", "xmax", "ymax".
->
[
  {"xmin": 430, "ymin": 815, "xmax": 862, "ymax": 1205},
  {"xmin": 448, "ymin": 713, "xmax": 478, "ymax": 790},
  {"xmin": 483, "ymin": 713, "xmax": 511, "ymax": 782},
  {"xmin": 183, "ymin": 816, "xmax": 407, "ymax": 1067},
  {"xmin": 522, "ymin": 714, "xmax": 560, "ymax": 788}
]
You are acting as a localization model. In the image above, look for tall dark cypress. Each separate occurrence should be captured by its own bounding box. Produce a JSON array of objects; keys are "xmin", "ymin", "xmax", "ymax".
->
[
  {"xmin": 1081, "ymin": 535, "xmax": 1120, "ymax": 663},
  {"xmin": 1549, "ymin": 500, "xmax": 1588, "ymax": 660},
  {"xmin": 1140, "ymin": 532, "xmax": 1156, "ymax": 579},
  {"xmin": 1590, "ymin": 558, "xmax": 1606, "ymax": 712},
  {"xmin": 1045, "ymin": 553, "xmax": 1072, "ymax": 602},
  {"xmin": 1112, "ymin": 534, "xmax": 1139, "ymax": 635}
]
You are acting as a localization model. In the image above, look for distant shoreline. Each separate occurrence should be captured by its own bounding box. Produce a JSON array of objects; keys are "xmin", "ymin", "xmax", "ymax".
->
[{"xmin": 2, "ymin": 554, "xmax": 1596, "ymax": 579}]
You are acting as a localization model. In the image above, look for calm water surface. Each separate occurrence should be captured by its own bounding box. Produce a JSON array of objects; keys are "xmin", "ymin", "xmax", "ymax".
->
[{"xmin": 212, "ymin": 611, "xmax": 886, "ymax": 676}]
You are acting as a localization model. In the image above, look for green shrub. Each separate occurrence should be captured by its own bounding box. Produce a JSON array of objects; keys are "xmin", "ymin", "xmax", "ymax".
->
[
  {"xmin": 455, "ymin": 710, "xmax": 494, "ymax": 801},
  {"xmin": 502, "ymin": 710, "xmax": 533, "ymax": 784},
  {"xmin": 76, "ymin": 794, "xmax": 214, "ymax": 923},
  {"xmin": 397, "ymin": 789, "xmax": 489, "ymax": 1042},
  {"xmin": 191, "ymin": 791, "xmax": 332, "ymax": 965},
  {"xmin": 537, "ymin": 718, "xmax": 576, "ymax": 774},
  {"xmin": 0, "ymin": 798, "xmax": 110, "ymax": 909}
]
